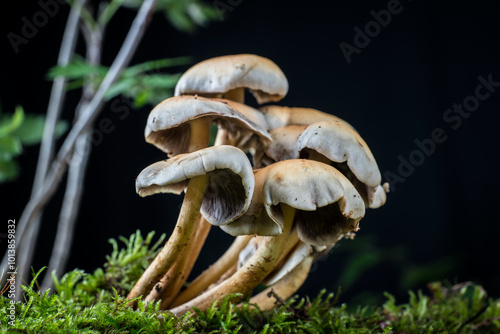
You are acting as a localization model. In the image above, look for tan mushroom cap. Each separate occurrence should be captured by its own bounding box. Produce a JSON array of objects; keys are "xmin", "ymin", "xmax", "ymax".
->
[
  {"xmin": 259, "ymin": 105, "xmax": 352, "ymax": 130},
  {"xmin": 135, "ymin": 145, "xmax": 254, "ymax": 226},
  {"xmin": 145, "ymin": 95, "xmax": 271, "ymax": 157},
  {"xmin": 262, "ymin": 121, "xmax": 388, "ymax": 209},
  {"xmin": 174, "ymin": 54, "xmax": 289, "ymax": 104},
  {"xmin": 220, "ymin": 159, "xmax": 366, "ymax": 247}
]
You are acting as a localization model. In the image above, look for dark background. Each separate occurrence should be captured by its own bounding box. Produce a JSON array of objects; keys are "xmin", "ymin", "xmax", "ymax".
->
[{"xmin": 1, "ymin": 0, "xmax": 499, "ymax": 306}]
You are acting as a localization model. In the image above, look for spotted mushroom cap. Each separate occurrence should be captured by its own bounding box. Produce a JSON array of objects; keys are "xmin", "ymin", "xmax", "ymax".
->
[
  {"xmin": 135, "ymin": 145, "xmax": 255, "ymax": 226},
  {"xmin": 220, "ymin": 159, "xmax": 366, "ymax": 247},
  {"xmin": 174, "ymin": 54, "xmax": 289, "ymax": 104},
  {"xmin": 145, "ymin": 95, "xmax": 271, "ymax": 157}
]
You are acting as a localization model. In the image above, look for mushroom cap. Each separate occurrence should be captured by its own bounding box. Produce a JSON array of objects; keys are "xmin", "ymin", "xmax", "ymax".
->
[
  {"xmin": 145, "ymin": 95, "xmax": 271, "ymax": 156},
  {"xmin": 297, "ymin": 121, "xmax": 381, "ymax": 187},
  {"xmin": 135, "ymin": 145, "xmax": 255, "ymax": 226},
  {"xmin": 259, "ymin": 105, "xmax": 352, "ymax": 130},
  {"xmin": 174, "ymin": 54, "xmax": 289, "ymax": 104},
  {"xmin": 261, "ymin": 121, "xmax": 386, "ymax": 208},
  {"xmin": 220, "ymin": 159, "xmax": 366, "ymax": 247}
]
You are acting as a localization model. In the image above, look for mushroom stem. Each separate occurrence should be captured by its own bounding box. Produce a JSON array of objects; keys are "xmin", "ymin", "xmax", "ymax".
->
[
  {"xmin": 145, "ymin": 214, "xmax": 212, "ymax": 308},
  {"xmin": 127, "ymin": 174, "xmax": 209, "ymax": 303},
  {"xmin": 224, "ymin": 87, "xmax": 245, "ymax": 103},
  {"xmin": 246, "ymin": 256, "xmax": 313, "ymax": 311},
  {"xmin": 169, "ymin": 203, "xmax": 295, "ymax": 315},
  {"xmin": 170, "ymin": 234, "xmax": 252, "ymax": 308},
  {"xmin": 274, "ymin": 228, "xmax": 300, "ymax": 267},
  {"xmin": 188, "ymin": 117, "xmax": 211, "ymax": 152}
]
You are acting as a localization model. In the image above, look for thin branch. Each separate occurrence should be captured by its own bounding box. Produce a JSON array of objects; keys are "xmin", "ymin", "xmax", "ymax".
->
[
  {"xmin": 9, "ymin": 0, "xmax": 157, "ymax": 297},
  {"xmin": 41, "ymin": 21, "xmax": 103, "ymax": 291},
  {"xmin": 40, "ymin": 133, "xmax": 92, "ymax": 291}
]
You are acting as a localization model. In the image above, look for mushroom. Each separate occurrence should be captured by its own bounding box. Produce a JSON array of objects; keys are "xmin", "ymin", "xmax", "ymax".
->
[
  {"xmin": 260, "ymin": 120, "xmax": 388, "ymax": 209},
  {"xmin": 174, "ymin": 54, "xmax": 289, "ymax": 104},
  {"xmin": 145, "ymin": 95, "xmax": 271, "ymax": 158},
  {"xmin": 169, "ymin": 159, "xmax": 365, "ymax": 315},
  {"xmin": 144, "ymin": 95, "xmax": 271, "ymax": 298},
  {"xmin": 127, "ymin": 145, "xmax": 254, "ymax": 302}
]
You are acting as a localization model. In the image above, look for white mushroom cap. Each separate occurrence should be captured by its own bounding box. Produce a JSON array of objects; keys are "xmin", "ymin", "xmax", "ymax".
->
[
  {"xmin": 145, "ymin": 95, "xmax": 271, "ymax": 156},
  {"xmin": 259, "ymin": 105, "xmax": 352, "ymax": 130},
  {"xmin": 135, "ymin": 145, "xmax": 254, "ymax": 226},
  {"xmin": 174, "ymin": 54, "xmax": 289, "ymax": 104},
  {"xmin": 261, "ymin": 121, "xmax": 388, "ymax": 209},
  {"xmin": 220, "ymin": 159, "xmax": 366, "ymax": 247}
]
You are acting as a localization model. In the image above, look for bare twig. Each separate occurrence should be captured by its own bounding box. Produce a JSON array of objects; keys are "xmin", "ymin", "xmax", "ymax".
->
[
  {"xmin": 40, "ymin": 133, "xmax": 91, "ymax": 291},
  {"xmin": 6, "ymin": 0, "xmax": 158, "ymax": 298},
  {"xmin": 0, "ymin": 0, "xmax": 85, "ymax": 288},
  {"xmin": 40, "ymin": 17, "xmax": 103, "ymax": 292}
]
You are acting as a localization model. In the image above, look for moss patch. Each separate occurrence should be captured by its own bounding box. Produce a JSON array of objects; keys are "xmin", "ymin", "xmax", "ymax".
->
[{"xmin": 1, "ymin": 231, "xmax": 499, "ymax": 333}]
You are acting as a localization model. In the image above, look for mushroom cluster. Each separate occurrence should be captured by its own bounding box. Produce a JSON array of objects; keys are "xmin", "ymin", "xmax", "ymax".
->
[{"xmin": 128, "ymin": 54, "xmax": 389, "ymax": 315}]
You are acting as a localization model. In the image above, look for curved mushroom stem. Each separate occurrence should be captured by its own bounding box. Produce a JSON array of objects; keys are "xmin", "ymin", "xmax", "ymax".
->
[
  {"xmin": 169, "ymin": 203, "xmax": 295, "ymax": 315},
  {"xmin": 224, "ymin": 87, "xmax": 245, "ymax": 104},
  {"xmin": 127, "ymin": 174, "xmax": 209, "ymax": 304},
  {"xmin": 245, "ymin": 256, "xmax": 313, "ymax": 311},
  {"xmin": 188, "ymin": 118, "xmax": 211, "ymax": 152},
  {"xmin": 145, "ymin": 214, "xmax": 212, "ymax": 308},
  {"xmin": 170, "ymin": 234, "xmax": 252, "ymax": 308}
]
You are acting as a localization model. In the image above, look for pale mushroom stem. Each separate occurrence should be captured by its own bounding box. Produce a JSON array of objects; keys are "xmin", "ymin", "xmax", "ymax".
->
[
  {"xmin": 170, "ymin": 234, "xmax": 252, "ymax": 308},
  {"xmin": 224, "ymin": 87, "xmax": 245, "ymax": 104},
  {"xmin": 127, "ymin": 174, "xmax": 209, "ymax": 304},
  {"xmin": 144, "ymin": 214, "xmax": 212, "ymax": 308},
  {"xmin": 188, "ymin": 118, "xmax": 211, "ymax": 152},
  {"xmin": 245, "ymin": 256, "xmax": 313, "ymax": 311},
  {"xmin": 169, "ymin": 203, "xmax": 295, "ymax": 315},
  {"xmin": 274, "ymin": 228, "xmax": 300, "ymax": 267}
]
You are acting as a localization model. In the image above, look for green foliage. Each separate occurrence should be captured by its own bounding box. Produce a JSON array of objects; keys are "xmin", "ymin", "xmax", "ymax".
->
[
  {"xmin": 48, "ymin": 56, "xmax": 193, "ymax": 108},
  {"xmin": 0, "ymin": 106, "xmax": 67, "ymax": 183},
  {"xmin": 123, "ymin": 0, "xmax": 219, "ymax": 33},
  {"xmin": 1, "ymin": 230, "xmax": 499, "ymax": 333}
]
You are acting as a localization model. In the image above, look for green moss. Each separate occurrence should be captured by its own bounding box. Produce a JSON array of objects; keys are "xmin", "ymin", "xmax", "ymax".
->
[{"xmin": 1, "ymin": 231, "xmax": 499, "ymax": 333}]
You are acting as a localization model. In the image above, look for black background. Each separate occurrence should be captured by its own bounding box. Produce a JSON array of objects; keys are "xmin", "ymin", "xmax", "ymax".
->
[{"xmin": 1, "ymin": 0, "xmax": 499, "ymax": 305}]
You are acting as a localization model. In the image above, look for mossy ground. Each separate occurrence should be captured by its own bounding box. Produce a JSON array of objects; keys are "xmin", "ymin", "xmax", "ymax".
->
[{"xmin": 1, "ymin": 231, "xmax": 499, "ymax": 333}]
